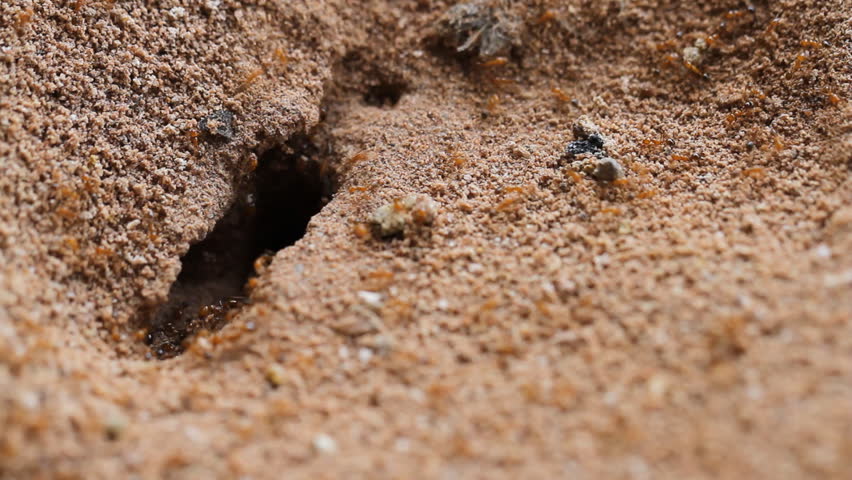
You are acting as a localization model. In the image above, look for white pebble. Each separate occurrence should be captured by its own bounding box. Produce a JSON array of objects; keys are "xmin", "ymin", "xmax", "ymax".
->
[
  {"xmin": 313, "ymin": 434, "xmax": 337, "ymax": 454},
  {"xmin": 168, "ymin": 7, "xmax": 186, "ymax": 19},
  {"xmin": 357, "ymin": 290, "xmax": 383, "ymax": 308},
  {"xmin": 394, "ymin": 437, "xmax": 412, "ymax": 452},
  {"xmin": 824, "ymin": 270, "xmax": 852, "ymax": 288}
]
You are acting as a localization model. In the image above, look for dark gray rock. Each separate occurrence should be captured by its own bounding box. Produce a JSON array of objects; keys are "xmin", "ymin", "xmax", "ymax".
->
[{"xmin": 198, "ymin": 110, "xmax": 235, "ymax": 141}]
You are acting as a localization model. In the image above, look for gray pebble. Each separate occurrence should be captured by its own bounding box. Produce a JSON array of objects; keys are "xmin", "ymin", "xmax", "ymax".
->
[
  {"xmin": 591, "ymin": 157, "xmax": 625, "ymax": 182},
  {"xmin": 198, "ymin": 110, "xmax": 235, "ymax": 141}
]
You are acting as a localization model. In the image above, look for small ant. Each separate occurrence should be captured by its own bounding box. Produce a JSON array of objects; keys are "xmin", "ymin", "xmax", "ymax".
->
[
  {"xmin": 186, "ymin": 128, "xmax": 200, "ymax": 147},
  {"xmin": 551, "ymin": 87, "xmax": 571, "ymax": 103},
  {"xmin": 348, "ymin": 150, "xmax": 374, "ymax": 165},
  {"xmin": 723, "ymin": 8, "xmax": 755, "ymax": 21},
  {"xmin": 791, "ymin": 40, "xmax": 823, "ymax": 72},
  {"xmin": 253, "ymin": 252, "xmax": 274, "ymax": 274},
  {"xmin": 16, "ymin": 7, "xmax": 34, "ymax": 29},
  {"xmin": 234, "ymin": 67, "xmax": 265, "ymax": 94},
  {"xmin": 352, "ymin": 223, "xmax": 371, "ymax": 239},
  {"xmin": 64, "ymin": 237, "xmax": 80, "ymax": 251},
  {"xmin": 565, "ymin": 169, "xmax": 583, "ymax": 183},
  {"xmin": 535, "ymin": 10, "xmax": 557, "ymax": 25},
  {"xmin": 363, "ymin": 269, "xmax": 395, "ymax": 290},
  {"xmin": 682, "ymin": 61, "xmax": 702, "ymax": 76},
  {"xmin": 825, "ymin": 92, "xmax": 843, "ymax": 106},
  {"xmin": 636, "ymin": 189, "xmax": 658, "ymax": 199},
  {"xmin": 478, "ymin": 57, "xmax": 508, "ymax": 68},
  {"xmin": 488, "ymin": 77, "xmax": 516, "ymax": 89},
  {"xmin": 495, "ymin": 185, "xmax": 528, "ymax": 212},
  {"xmin": 448, "ymin": 149, "xmax": 467, "ymax": 167},
  {"xmin": 640, "ymin": 138, "xmax": 664, "ymax": 151},
  {"xmin": 245, "ymin": 153, "xmax": 258, "ymax": 172},
  {"xmin": 496, "ymin": 196, "xmax": 521, "ymax": 211},
  {"xmin": 274, "ymin": 48, "xmax": 288, "ymax": 66},
  {"xmin": 485, "ymin": 94, "xmax": 501, "ymax": 113},
  {"xmin": 764, "ymin": 18, "xmax": 782, "ymax": 36},
  {"xmin": 742, "ymin": 167, "xmax": 767, "ymax": 178}
]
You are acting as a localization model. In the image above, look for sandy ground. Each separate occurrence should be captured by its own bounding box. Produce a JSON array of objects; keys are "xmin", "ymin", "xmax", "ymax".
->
[{"xmin": 1, "ymin": 0, "xmax": 851, "ymax": 478}]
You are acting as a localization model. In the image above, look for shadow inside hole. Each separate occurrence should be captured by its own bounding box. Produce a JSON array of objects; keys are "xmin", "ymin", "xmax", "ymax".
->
[
  {"xmin": 254, "ymin": 136, "xmax": 335, "ymax": 250},
  {"xmin": 363, "ymin": 81, "xmax": 408, "ymax": 107},
  {"xmin": 144, "ymin": 136, "xmax": 335, "ymax": 358}
]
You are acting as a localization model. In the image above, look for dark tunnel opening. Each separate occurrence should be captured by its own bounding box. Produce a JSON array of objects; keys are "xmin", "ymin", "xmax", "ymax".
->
[{"xmin": 143, "ymin": 136, "xmax": 336, "ymax": 358}]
